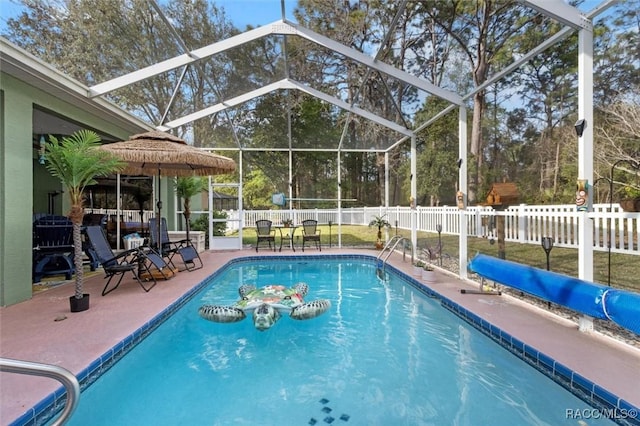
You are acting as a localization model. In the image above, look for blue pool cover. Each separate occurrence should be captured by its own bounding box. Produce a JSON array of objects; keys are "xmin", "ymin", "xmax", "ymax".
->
[{"xmin": 468, "ymin": 254, "xmax": 640, "ymax": 335}]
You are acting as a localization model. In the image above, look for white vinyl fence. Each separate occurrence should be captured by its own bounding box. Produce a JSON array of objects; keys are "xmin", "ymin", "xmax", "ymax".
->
[
  {"xmin": 237, "ymin": 203, "xmax": 639, "ymax": 255},
  {"xmin": 97, "ymin": 204, "xmax": 640, "ymax": 256}
]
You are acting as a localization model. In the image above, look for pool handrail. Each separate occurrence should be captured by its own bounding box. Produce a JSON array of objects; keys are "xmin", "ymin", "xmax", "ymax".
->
[
  {"xmin": 377, "ymin": 236, "xmax": 414, "ymax": 273},
  {"xmin": 0, "ymin": 357, "xmax": 80, "ymax": 426}
]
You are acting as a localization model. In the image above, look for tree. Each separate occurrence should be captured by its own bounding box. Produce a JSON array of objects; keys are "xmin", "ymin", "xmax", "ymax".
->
[
  {"xmin": 293, "ymin": 0, "xmax": 403, "ymax": 207},
  {"xmin": 174, "ymin": 176, "xmax": 206, "ymax": 241},
  {"xmin": 594, "ymin": 86, "xmax": 640, "ymax": 201},
  {"xmin": 4, "ymin": 0, "xmax": 236, "ymax": 142},
  {"xmin": 45, "ymin": 130, "xmax": 125, "ymax": 308},
  {"xmin": 8, "ymin": 0, "xmax": 638, "ymax": 209},
  {"xmin": 593, "ymin": 3, "xmax": 640, "ymax": 105},
  {"xmin": 412, "ymin": 97, "xmax": 460, "ymax": 206},
  {"xmin": 417, "ymin": 1, "xmax": 535, "ymax": 203},
  {"xmin": 242, "ymin": 169, "xmax": 277, "ymax": 209}
]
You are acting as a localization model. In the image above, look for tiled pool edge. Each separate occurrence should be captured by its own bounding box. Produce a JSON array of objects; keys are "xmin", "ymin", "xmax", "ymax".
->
[{"xmin": 15, "ymin": 254, "xmax": 640, "ymax": 426}]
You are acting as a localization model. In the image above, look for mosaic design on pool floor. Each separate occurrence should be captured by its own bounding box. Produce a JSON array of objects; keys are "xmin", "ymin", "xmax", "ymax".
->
[{"xmin": 308, "ymin": 398, "xmax": 350, "ymax": 424}]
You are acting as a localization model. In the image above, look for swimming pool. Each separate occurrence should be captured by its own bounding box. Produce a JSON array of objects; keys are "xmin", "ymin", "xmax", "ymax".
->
[{"xmin": 44, "ymin": 256, "xmax": 628, "ymax": 425}]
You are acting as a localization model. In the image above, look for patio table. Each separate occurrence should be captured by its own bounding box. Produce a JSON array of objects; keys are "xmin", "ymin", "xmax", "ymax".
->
[{"xmin": 274, "ymin": 225, "xmax": 298, "ymax": 252}]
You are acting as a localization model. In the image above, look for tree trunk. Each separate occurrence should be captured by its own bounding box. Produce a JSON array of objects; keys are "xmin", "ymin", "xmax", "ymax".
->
[
  {"xmin": 553, "ymin": 140, "xmax": 560, "ymax": 198},
  {"xmin": 184, "ymin": 197, "xmax": 191, "ymax": 241},
  {"xmin": 68, "ymin": 204, "xmax": 85, "ymax": 300},
  {"xmin": 469, "ymin": 91, "xmax": 486, "ymax": 204}
]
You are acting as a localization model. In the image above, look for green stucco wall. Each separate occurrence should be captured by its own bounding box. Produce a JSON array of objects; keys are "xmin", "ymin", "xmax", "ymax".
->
[
  {"xmin": 1, "ymin": 80, "xmax": 34, "ymax": 306},
  {"xmin": 0, "ymin": 72, "xmax": 145, "ymax": 306}
]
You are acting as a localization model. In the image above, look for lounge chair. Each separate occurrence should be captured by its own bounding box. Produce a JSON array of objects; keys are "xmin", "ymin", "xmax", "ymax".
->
[
  {"xmin": 255, "ymin": 219, "xmax": 276, "ymax": 252},
  {"xmin": 84, "ymin": 225, "xmax": 172, "ymax": 295},
  {"xmin": 82, "ymin": 214, "xmax": 107, "ymax": 271},
  {"xmin": 301, "ymin": 219, "xmax": 321, "ymax": 251},
  {"xmin": 32, "ymin": 215, "xmax": 75, "ymax": 283},
  {"xmin": 149, "ymin": 218, "xmax": 203, "ymax": 271}
]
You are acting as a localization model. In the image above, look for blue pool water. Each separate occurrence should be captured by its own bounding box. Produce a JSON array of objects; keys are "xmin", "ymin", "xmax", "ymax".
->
[{"xmin": 60, "ymin": 258, "xmax": 616, "ymax": 425}]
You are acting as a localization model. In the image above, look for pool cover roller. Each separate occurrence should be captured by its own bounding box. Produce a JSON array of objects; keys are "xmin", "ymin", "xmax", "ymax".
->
[{"xmin": 468, "ymin": 254, "xmax": 640, "ymax": 335}]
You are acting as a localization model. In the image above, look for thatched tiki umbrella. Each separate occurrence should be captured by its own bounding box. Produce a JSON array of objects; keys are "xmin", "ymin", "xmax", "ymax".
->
[{"xmin": 99, "ymin": 130, "xmax": 235, "ymax": 248}]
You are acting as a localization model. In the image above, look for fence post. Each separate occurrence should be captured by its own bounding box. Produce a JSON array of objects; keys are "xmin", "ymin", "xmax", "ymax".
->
[
  {"xmin": 518, "ymin": 203, "xmax": 527, "ymax": 243},
  {"xmin": 474, "ymin": 207, "xmax": 482, "ymax": 237}
]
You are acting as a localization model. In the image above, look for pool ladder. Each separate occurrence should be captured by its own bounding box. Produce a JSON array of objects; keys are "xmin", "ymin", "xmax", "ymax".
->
[
  {"xmin": 0, "ymin": 357, "xmax": 80, "ymax": 426},
  {"xmin": 376, "ymin": 235, "xmax": 414, "ymax": 279}
]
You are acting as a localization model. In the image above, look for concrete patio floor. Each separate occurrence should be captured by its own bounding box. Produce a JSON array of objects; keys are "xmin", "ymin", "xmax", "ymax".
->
[{"xmin": 1, "ymin": 248, "xmax": 639, "ymax": 425}]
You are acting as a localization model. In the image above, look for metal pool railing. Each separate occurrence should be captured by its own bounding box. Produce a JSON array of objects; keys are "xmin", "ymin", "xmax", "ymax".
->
[
  {"xmin": 0, "ymin": 357, "xmax": 80, "ymax": 426},
  {"xmin": 376, "ymin": 235, "xmax": 414, "ymax": 276}
]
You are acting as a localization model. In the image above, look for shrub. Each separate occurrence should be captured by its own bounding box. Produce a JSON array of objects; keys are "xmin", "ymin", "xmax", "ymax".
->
[{"xmin": 190, "ymin": 211, "xmax": 228, "ymax": 245}]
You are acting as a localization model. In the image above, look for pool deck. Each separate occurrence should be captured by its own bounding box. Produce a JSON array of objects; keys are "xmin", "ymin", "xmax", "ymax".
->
[{"xmin": 1, "ymin": 248, "xmax": 639, "ymax": 424}]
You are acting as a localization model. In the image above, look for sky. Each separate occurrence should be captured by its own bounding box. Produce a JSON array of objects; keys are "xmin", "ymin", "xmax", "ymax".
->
[
  {"xmin": 0, "ymin": 0, "xmax": 298, "ymax": 32},
  {"xmin": 216, "ymin": 0, "xmax": 297, "ymax": 27},
  {"xmin": 0, "ymin": 0, "xmax": 614, "ymax": 33}
]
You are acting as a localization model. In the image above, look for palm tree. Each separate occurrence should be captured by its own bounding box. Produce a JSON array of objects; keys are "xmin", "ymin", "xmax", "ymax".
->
[
  {"xmin": 174, "ymin": 176, "xmax": 206, "ymax": 241},
  {"xmin": 45, "ymin": 130, "xmax": 125, "ymax": 309},
  {"xmin": 368, "ymin": 214, "xmax": 391, "ymax": 248}
]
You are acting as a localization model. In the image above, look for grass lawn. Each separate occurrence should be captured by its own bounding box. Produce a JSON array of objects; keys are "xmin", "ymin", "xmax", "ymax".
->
[{"xmin": 239, "ymin": 224, "xmax": 639, "ymax": 292}]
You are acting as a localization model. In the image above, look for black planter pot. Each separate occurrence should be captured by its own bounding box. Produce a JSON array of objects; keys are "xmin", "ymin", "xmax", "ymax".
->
[{"xmin": 69, "ymin": 294, "xmax": 90, "ymax": 312}]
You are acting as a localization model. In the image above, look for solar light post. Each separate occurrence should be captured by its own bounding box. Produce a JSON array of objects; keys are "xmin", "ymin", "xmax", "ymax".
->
[
  {"xmin": 328, "ymin": 220, "xmax": 333, "ymax": 248},
  {"xmin": 541, "ymin": 237, "xmax": 554, "ymax": 271},
  {"xmin": 541, "ymin": 236, "xmax": 554, "ymax": 309},
  {"xmin": 436, "ymin": 224, "xmax": 442, "ymax": 266}
]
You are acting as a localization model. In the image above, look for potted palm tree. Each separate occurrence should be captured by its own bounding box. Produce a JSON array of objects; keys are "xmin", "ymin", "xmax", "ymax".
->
[
  {"xmin": 45, "ymin": 130, "xmax": 125, "ymax": 312},
  {"xmin": 282, "ymin": 218, "xmax": 294, "ymax": 228},
  {"xmin": 368, "ymin": 214, "xmax": 391, "ymax": 249},
  {"xmin": 174, "ymin": 176, "xmax": 207, "ymax": 241}
]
